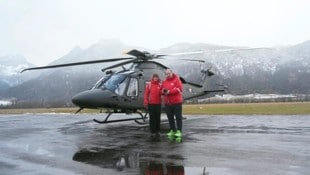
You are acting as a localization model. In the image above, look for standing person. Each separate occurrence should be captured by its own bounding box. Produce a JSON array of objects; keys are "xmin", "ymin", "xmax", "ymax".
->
[
  {"xmin": 144, "ymin": 74, "xmax": 162, "ymax": 136},
  {"xmin": 162, "ymin": 69, "xmax": 183, "ymax": 138}
]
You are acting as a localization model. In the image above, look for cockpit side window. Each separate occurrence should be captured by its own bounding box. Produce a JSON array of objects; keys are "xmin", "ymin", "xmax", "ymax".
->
[
  {"xmin": 115, "ymin": 77, "xmax": 128, "ymax": 95},
  {"xmin": 127, "ymin": 78, "xmax": 138, "ymax": 97},
  {"xmin": 103, "ymin": 74, "xmax": 127, "ymax": 92}
]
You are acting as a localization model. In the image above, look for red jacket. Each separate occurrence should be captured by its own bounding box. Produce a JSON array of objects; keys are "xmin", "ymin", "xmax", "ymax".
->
[
  {"xmin": 144, "ymin": 79, "xmax": 162, "ymax": 105},
  {"xmin": 162, "ymin": 74, "xmax": 183, "ymax": 105}
]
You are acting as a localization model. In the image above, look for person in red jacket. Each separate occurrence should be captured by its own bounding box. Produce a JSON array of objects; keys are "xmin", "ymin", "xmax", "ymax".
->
[
  {"xmin": 162, "ymin": 69, "xmax": 183, "ymax": 138},
  {"xmin": 144, "ymin": 74, "xmax": 162, "ymax": 136}
]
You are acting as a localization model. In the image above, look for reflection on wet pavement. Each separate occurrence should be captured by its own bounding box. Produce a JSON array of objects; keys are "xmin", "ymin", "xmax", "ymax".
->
[{"xmin": 0, "ymin": 114, "xmax": 309, "ymax": 175}]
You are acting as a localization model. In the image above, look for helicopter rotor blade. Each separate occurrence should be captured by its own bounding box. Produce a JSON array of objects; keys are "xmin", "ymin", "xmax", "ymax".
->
[
  {"xmin": 152, "ymin": 51, "xmax": 206, "ymax": 62},
  {"xmin": 212, "ymin": 47, "xmax": 271, "ymax": 53},
  {"xmin": 178, "ymin": 58, "xmax": 205, "ymax": 63},
  {"xmin": 21, "ymin": 57, "xmax": 134, "ymax": 73},
  {"xmin": 153, "ymin": 57, "xmax": 205, "ymax": 63},
  {"xmin": 155, "ymin": 48, "xmax": 270, "ymax": 58},
  {"xmin": 157, "ymin": 50, "xmax": 205, "ymax": 57},
  {"xmin": 101, "ymin": 58, "xmax": 140, "ymax": 72}
]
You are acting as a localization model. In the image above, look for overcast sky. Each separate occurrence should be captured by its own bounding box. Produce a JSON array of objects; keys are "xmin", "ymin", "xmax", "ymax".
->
[{"xmin": 1, "ymin": 0, "xmax": 310, "ymax": 66}]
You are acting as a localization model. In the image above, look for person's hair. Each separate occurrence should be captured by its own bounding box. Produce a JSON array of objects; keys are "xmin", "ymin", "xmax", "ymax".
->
[
  {"xmin": 152, "ymin": 73, "xmax": 159, "ymax": 78},
  {"xmin": 165, "ymin": 69, "xmax": 173, "ymax": 74}
]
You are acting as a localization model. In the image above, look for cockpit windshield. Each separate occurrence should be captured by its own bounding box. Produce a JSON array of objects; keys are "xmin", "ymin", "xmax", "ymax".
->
[
  {"xmin": 102, "ymin": 74, "xmax": 127, "ymax": 93},
  {"xmin": 92, "ymin": 76, "xmax": 109, "ymax": 89}
]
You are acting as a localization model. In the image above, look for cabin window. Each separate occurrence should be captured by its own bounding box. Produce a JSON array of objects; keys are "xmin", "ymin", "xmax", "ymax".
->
[{"xmin": 127, "ymin": 78, "xmax": 138, "ymax": 97}]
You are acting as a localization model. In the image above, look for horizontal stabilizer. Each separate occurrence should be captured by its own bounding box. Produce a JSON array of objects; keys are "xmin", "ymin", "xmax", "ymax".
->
[
  {"xmin": 204, "ymin": 89, "xmax": 225, "ymax": 93},
  {"xmin": 179, "ymin": 77, "xmax": 202, "ymax": 88},
  {"xmin": 186, "ymin": 82, "xmax": 203, "ymax": 88}
]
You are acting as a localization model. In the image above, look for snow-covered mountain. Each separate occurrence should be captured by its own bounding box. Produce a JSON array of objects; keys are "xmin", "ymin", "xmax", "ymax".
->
[
  {"xmin": 0, "ymin": 39, "xmax": 136, "ymax": 106},
  {"xmin": 158, "ymin": 40, "xmax": 310, "ymax": 94},
  {"xmin": 158, "ymin": 41, "xmax": 310, "ymax": 78},
  {"xmin": 0, "ymin": 54, "xmax": 37, "ymax": 90}
]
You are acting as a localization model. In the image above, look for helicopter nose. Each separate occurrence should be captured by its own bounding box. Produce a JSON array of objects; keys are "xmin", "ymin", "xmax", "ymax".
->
[{"xmin": 72, "ymin": 89, "xmax": 116, "ymax": 108}]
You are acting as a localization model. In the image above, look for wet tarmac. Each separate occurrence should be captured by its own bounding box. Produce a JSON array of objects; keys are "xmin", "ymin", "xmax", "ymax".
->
[{"xmin": 0, "ymin": 113, "xmax": 309, "ymax": 175}]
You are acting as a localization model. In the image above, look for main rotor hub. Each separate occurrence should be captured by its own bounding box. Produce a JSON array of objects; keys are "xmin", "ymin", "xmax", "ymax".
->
[{"xmin": 126, "ymin": 49, "xmax": 156, "ymax": 60}]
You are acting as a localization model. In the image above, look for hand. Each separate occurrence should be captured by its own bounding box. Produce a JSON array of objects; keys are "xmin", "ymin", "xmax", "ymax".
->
[
  {"xmin": 143, "ymin": 104, "xmax": 148, "ymax": 109},
  {"xmin": 163, "ymin": 89, "xmax": 169, "ymax": 95}
]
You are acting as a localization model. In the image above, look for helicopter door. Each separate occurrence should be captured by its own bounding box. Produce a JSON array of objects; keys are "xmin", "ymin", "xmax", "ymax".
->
[{"xmin": 126, "ymin": 78, "xmax": 138, "ymax": 98}]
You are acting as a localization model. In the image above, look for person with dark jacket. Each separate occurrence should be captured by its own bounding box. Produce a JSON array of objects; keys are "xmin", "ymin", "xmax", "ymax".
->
[
  {"xmin": 161, "ymin": 69, "xmax": 183, "ymax": 137},
  {"xmin": 144, "ymin": 74, "xmax": 162, "ymax": 135}
]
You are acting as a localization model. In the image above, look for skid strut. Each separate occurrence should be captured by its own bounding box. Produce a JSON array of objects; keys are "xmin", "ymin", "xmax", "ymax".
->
[{"xmin": 93, "ymin": 112, "xmax": 148, "ymax": 124}]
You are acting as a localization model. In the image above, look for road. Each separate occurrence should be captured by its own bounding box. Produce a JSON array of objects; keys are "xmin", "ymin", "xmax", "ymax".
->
[{"xmin": 0, "ymin": 113, "xmax": 309, "ymax": 175}]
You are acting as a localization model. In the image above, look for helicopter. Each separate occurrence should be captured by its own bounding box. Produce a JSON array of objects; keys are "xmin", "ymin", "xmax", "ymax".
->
[{"xmin": 21, "ymin": 49, "xmax": 225, "ymax": 124}]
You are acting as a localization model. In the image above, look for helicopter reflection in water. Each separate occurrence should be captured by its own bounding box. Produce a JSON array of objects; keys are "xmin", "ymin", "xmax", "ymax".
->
[
  {"xmin": 72, "ymin": 147, "xmax": 187, "ymax": 174},
  {"xmin": 72, "ymin": 147, "xmax": 140, "ymax": 171},
  {"xmin": 71, "ymin": 116, "xmax": 209, "ymax": 175},
  {"xmin": 144, "ymin": 161, "xmax": 185, "ymax": 175}
]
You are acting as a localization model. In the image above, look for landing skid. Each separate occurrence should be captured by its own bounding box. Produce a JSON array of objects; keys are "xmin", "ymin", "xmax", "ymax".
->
[{"xmin": 93, "ymin": 112, "xmax": 148, "ymax": 125}]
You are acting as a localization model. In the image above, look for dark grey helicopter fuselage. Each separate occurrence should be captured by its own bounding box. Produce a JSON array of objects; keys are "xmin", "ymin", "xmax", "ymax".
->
[
  {"xmin": 71, "ymin": 61, "xmax": 167, "ymax": 111},
  {"xmin": 71, "ymin": 61, "xmax": 222, "ymax": 111}
]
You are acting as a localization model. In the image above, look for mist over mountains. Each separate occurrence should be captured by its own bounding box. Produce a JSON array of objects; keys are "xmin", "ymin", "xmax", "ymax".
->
[
  {"xmin": 0, "ymin": 55, "xmax": 36, "ymax": 91},
  {"xmin": 159, "ymin": 41, "xmax": 310, "ymax": 95},
  {"xmin": 1, "ymin": 39, "xmax": 309, "ymax": 107}
]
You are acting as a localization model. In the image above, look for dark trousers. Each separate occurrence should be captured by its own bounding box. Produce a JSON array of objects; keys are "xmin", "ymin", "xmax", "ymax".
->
[
  {"xmin": 165, "ymin": 103, "xmax": 182, "ymax": 131},
  {"xmin": 148, "ymin": 104, "xmax": 161, "ymax": 133}
]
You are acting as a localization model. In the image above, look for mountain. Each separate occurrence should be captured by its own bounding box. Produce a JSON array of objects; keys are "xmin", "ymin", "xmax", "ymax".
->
[
  {"xmin": 159, "ymin": 41, "xmax": 310, "ymax": 95},
  {"xmin": 1, "ymin": 39, "xmax": 135, "ymax": 107},
  {"xmin": 50, "ymin": 39, "xmax": 133, "ymax": 65},
  {"xmin": 1, "ymin": 39, "xmax": 310, "ymax": 107},
  {"xmin": 0, "ymin": 80, "xmax": 10, "ymax": 91},
  {"xmin": 0, "ymin": 54, "xmax": 30, "ymax": 66},
  {"xmin": 0, "ymin": 54, "xmax": 37, "ymax": 91}
]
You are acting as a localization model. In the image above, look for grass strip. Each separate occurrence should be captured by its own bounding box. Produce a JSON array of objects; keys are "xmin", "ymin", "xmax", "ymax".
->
[{"xmin": 183, "ymin": 102, "xmax": 310, "ymax": 115}]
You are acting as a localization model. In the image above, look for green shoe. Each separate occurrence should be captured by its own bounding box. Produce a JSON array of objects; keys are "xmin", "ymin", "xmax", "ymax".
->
[
  {"xmin": 175, "ymin": 137, "xmax": 182, "ymax": 143},
  {"xmin": 167, "ymin": 135, "xmax": 175, "ymax": 142},
  {"xmin": 167, "ymin": 130, "xmax": 175, "ymax": 137},
  {"xmin": 174, "ymin": 130, "xmax": 182, "ymax": 137}
]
